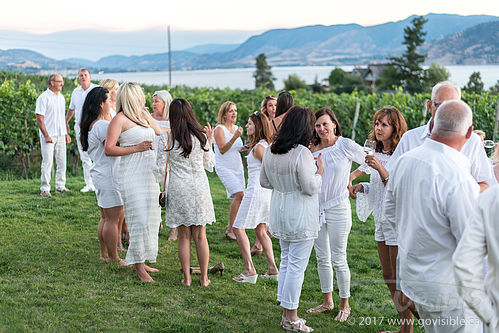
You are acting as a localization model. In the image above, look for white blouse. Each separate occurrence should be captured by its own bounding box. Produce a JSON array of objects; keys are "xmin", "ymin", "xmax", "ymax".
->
[
  {"xmin": 312, "ymin": 137, "xmax": 365, "ymax": 211},
  {"xmin": 260, "ymin": 144, "xmax": 322, "ymax": 241}
]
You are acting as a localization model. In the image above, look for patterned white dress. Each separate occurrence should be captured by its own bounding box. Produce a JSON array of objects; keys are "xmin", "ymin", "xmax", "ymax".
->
[
  {"xmin": 233, "ymin": 140, "xmax": 272, "ymax": 229},
  {"xmin": 118, "ymin": 126, "xmax": 161, "ymax": 265},
  {"xmin": 155, "ymin": 132, "xmax": 216, "ymax": 228},
  {"xmin": 213, "ymin": 124, "xmax": 245, "ymax": 198}
]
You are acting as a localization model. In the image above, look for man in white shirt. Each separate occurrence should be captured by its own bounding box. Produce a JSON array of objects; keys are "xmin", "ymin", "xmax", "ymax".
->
[
  {"xmin": 453, "ymin": 185, "xmax": 499, "ymax": 332},
  {"xmin": 389, "ymin": 81, "xmax": 491, "ymax": 192},
  {"xmin": 36, "ymin": 74, "xmax": 71, "ymax": 197},
  {"xmin": 65, "ymin": 68, "xmax": 97, "ymax": 192},
  {"xmin": 384, "ymin": 100, "xmax": 482, "ymax": 332}
]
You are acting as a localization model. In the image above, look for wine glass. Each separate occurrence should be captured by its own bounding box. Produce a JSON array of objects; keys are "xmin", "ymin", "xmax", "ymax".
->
[
  {"xmin": 364, "ymin": 139, "xmax": 376, "ymax": 155},
  {"xmin": 484, "ymin": 140, "xmax": 495, "ymax": 149}
]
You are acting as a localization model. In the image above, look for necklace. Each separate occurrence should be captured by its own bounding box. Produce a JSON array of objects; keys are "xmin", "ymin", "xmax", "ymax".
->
[{"xmin": 382, "ymin": 149, "xmax": 390, "ymax": 154}]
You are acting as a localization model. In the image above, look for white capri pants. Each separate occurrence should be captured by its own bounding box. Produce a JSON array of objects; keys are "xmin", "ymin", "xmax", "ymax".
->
[
  {"xmin": 313, "ymin": 199, "xmax": 352, "ymax": 298},
  {"xmin": 277, "ymin": 239, "xmax": 315, "ymax": 310}
]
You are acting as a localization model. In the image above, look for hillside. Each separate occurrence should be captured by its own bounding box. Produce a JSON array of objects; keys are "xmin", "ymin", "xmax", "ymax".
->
[{"xmin": 424, "ymin": 20, "xmax": 499, "ymax": 64}]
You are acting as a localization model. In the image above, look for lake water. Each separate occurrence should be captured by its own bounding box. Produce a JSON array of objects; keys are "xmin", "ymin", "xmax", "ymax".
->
[{"xmin": 93, "ymin": 65, "xmax": 499, "ymax": 90}]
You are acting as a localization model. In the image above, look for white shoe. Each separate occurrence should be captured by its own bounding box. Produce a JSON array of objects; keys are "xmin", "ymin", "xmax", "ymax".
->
[
  {"xmin": 233, "ymin": 273, "xmax": 258, "ymax": 284},
  {"xmin": 80, "ymin": 185, "xmax": 95, "ymax": 193}
]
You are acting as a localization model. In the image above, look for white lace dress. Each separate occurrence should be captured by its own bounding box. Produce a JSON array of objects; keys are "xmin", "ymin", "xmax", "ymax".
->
[
  {"xmin": 213, "ymin": 124, "xmax": 245, "ymax": 198},
  {"xmin": 356, "ymin": 152, "xmax": 397, "ymax": 245},
  {"xmin": 155, "ymin": 132, "xmax": 215, "ymax": 228},
  {"xmin": 118, "ymin": 126, "xmax": 161, "ymax": 265},
  {"xmin": 233, "ymin": 140, "xmax": 272, "ymax": 229},
  {"xmin": 260, "ymin": 144, "xmax": 322, "ymax": 241}
]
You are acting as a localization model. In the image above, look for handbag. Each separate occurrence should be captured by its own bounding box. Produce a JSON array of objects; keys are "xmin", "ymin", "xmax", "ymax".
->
[{"xmin": 158, "ymin": 134, "xmax": 171, "ymax": 207}]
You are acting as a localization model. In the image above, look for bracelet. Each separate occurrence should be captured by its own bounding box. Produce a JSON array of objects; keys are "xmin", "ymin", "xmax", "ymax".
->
[{"xmin": 382, "ymin": 175, "xmax": 389, "ymax": 183}]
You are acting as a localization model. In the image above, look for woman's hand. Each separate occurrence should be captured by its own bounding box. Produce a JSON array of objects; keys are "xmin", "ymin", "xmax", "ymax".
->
[
  {"xmin": 234, "ymin": 126, "xmax": 243, "ymax": 138},
  {"xmin": 365, "ymin": 154, "xmax": 382, "ymax": 171},
  {"xmin": 135, "ymin": 140, "xmax": 154, "ymax": 152},
  {"xmin": 204, "ymin": 122, "xmax": 213, "ymax": 146},
  {"xmin": 315, "ymin": 153, "xmax": 324, "ymax": 176},
  {"xmin": 349, "ymin": 184, "xmax": 363, "ymax": 199}
]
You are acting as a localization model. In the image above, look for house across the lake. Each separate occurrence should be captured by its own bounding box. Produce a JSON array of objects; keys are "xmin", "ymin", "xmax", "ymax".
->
[{"xmin": 351, "ymin": 63, "xmax": 389, "ymax": 90}]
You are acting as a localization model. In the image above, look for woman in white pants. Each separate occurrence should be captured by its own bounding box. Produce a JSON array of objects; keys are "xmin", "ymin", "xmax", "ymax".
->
[
  {"xmin": 307, "ymin": 108, "xmax": 365, "ymax": 322},
  {"xmin": 260, "ymin": 106, "xmax": 323, "ymax": 333}
]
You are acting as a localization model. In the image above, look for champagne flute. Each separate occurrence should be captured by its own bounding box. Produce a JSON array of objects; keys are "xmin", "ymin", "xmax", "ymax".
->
[
  {"xmin": 484, "ymin": 140, "xmax": 495, "ymax": 149},
  {"xmin": 364, "ymin": 139, "xmax": 376, "ymax": 155}
]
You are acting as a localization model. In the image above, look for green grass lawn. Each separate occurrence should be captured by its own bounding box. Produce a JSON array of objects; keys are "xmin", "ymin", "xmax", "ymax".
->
[{"xmin": 0, "ymin": 173, "xmax": 423, "ymax": 332}]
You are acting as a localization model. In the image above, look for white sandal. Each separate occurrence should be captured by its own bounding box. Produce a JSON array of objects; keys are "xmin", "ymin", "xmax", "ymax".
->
[
  {"xmin": 233, "ymin": 273, "xmax": 257, "ymax": 284},
  {"xmin": 281, "ymin": 318, "xmax": 313, "ymax": 332}
]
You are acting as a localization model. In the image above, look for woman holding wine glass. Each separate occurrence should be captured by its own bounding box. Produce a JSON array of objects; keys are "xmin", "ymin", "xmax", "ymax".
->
[
  {"xmin": 349, "ymin": 106, "xmax": 409, "ymax": 333},
  {"xmin": 307, "ymin": 107, "xmax": 365, "ymax": 322}
]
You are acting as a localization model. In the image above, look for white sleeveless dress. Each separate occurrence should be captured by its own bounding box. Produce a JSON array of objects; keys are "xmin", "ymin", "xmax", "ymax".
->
[
  {"xmin": 213, "ymin": 124, "xmax": 245, "ymax": 198},
  {"xmin": 118, "ymin": 126, "xmax": 161, "ymax": 265},
  {"xmin": 233, "ymin": 140, "xmax": 272, "ymax": 229}
]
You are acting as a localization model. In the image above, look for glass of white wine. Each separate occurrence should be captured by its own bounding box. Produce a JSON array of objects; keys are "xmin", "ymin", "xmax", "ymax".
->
[
  {"xmin": 484, "ymin": 140, "xmax": 495, "ymax": 149},
  {"xmin": 364, "ymin": 139, "xmax": 376, "ymax": 155}
]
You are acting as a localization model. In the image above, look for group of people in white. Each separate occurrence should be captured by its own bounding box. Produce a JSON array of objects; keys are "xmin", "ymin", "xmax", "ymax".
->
[{"xmin": 35, "ymin": 70, "xmax": 498, "ymax": 332}]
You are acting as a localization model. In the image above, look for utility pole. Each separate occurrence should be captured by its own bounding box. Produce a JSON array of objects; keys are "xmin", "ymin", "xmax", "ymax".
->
[{"xmin": 168, "ymin": 25, "xmax": 172, "ymax": 87}]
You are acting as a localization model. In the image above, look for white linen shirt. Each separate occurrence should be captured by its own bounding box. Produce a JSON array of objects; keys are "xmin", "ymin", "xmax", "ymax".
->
[
  {"xmin": 311, "ymin": 137, "xmax": 365, "ymax": 222},
  {"xmin": 453, "ymin": 185, "xmax": 499, "ymax": 331},
  {"xmin": 69, "ymin": 83, "xmax": 97, "ymax": 126},
  {"xmin": 388, "ymin": 120, "xmax": 492, "ymax": 183},
  {"xmin": 260, "ymin": 144, "xmax": 322, "ymax": 241},
  {"xmin": 384, "ymin": 139, "xmax": 480, "ymax": 311},
  {"xmin": 35, "ymin": 89, "xmax": 67, "ymax": 137}
]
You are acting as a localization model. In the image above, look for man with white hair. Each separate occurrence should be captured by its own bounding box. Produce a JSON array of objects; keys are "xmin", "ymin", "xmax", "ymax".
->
[
  {"xmin": 453, "ymin": 185, "xmax": 499, "ymax": 332},
  {"xmin": 36, "ymin": 73, "xmax": 71, "ymax": 197},
  {"xmin": 65, "ymin": 68, "xmax": 97, "ymax": 192},
  {"xmin": 389, "ymin": 81, "xmax": 491, "ymax": 192},
  {"xmin": 384, "ymin": 100, "xmax": 482, "ymax": 332}
]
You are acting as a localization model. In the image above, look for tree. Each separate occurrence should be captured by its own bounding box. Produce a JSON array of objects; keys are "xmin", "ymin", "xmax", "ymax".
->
[
  {"xmin": 328, "ymin": 68, "xmax": 367, "ymax": 93},
  {"xmin": 253, "ymin": 53, "xmax": 275, "ymax": 90},
  {"xmin": 424, "ymin": 63, "xmax": 450, "ymax": 87},
  {"xmin": 489, "ymin": 80, "xmax": 499, "ymax": 95},
  {"xmin": 463, "ymin": 71, "xmax": 484, "ymax": 94},
  {"xmin": 383, "ymin": 16, "xmax": 428, "ymax": 94},
  {"xmin": 283, "ymin": 73, "xmax": 308, "ymax": 91}
]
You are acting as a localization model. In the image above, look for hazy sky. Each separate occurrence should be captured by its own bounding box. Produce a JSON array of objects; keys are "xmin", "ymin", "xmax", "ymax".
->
[{"xmin": 3, "ymin": 0, "xmax": 499, "ymax": 33}]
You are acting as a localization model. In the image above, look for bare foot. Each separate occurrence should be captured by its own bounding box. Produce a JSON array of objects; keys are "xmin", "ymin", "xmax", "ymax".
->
[
  {"xmin": 100, "ymin": 256, "xmax": 110, "ymax": 262},
  {"xmin": 144, "ymin": 264, "xmax": 159, "ymax": 273},
  {"xmin": 136, "ymin": 269, "xmax": 154, "ymax": 283},
  {"xmin": 181, "ymin": 278, "xmax": 192, "ymax": 286},
  {"xmin": 106, "ymin": 258, "xmax": 127, "ymax": 266},
  {"xmin": 200, "ymin": 279, "xmax": 211, "ymax": 287}
]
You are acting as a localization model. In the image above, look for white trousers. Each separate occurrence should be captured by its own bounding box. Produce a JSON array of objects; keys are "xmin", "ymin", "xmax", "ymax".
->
[
  {"xmin": 40, "ymin": 134, "xmax": 67, "ymax": 192},
  {"xmin": 75, "ymin": 124, "xmax": 94, "ymax": 187},
  {"xmin": 313, "ymin": 199, "xmax": 352, "ymax": 298},
  {"xmin": 277, "ymin": 239, "xmax": 314, "ymax": 310},
  {"xmin": 415, "ymin": 302, "xmax": 483, "ymax": 333}
]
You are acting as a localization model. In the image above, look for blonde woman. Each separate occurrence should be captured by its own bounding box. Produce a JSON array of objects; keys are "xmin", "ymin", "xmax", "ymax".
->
[
  {"xmin": 213, "ymin": 101, "xmax": 245, "ymax": 240},
  {"xmin": 151, "ymin": 90, "xmax": 177, "ymax": 241},
  {"xmin": 105, "ymin": 82, "xmax": 164, "ymax": 283},
  {"xmin": 99, "ymin": 79, "xmax": 119, "ymax": 117},
  {"xmin": 261, "ymin": 95, "xmax": 277, "ymax": 120}
]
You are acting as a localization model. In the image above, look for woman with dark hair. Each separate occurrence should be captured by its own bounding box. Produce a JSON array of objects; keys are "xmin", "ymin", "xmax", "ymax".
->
[
  {"xmin": 260, "ymin": 105, "xmax": 323, "ymax": 332},
  {"xmin": 270, "ymin": 91, "xmax": 294, "ymax": 133},
  {"xmin": 232, "ymin": 112, "xmax": 278, "ymax": 283},
  {"xmin": 155, "ymin": 98, "xmax": 215, "ymax": 287},
  {"xmin": 213, "ymin": 101, "xmax": 245, "ymax": 241},
  {"xmin": 306, "ymin": 108, "xmax": 365, "ymax": 323},
  {"xmin": 80, "ymin": 87, "xmax": 124, "ymax": 265},
  {"xmin": 348, "ymin": 106, "xmax": 411, "ymax": 333}
]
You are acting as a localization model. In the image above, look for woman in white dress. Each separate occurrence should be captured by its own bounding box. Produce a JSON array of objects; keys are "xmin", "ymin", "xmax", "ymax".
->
[
  {"xmin": 213, "ymin": 101, "xmax": 245, "ymax": 240},
  {"xmin": 104, "ymin": 82, "xmax": 163, "ymax": 283},
  {"xmin": 155, "ymin": 98, "xmax": 215, "ymax": 287},
  {"xmin": 307, "ymin": 108, "xmax": 366, "ymax": 322},
  {"xmin": 260, "ymin": 106, "xmax": 323, "ymax": 333},
  {"xmin": 349, "ymin": 107, "xmax": 412, "ymax": 333},
  {"xmin": 232, "ymin": 112, "xmax": 278, "ymax": 283},
  {"xmin": 151, "ymin": 90, "xmax": 178, "ymax": 241},
  {"xmin": 80, "ymin": 87, "xmax": 124, "ymax": 265}
]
